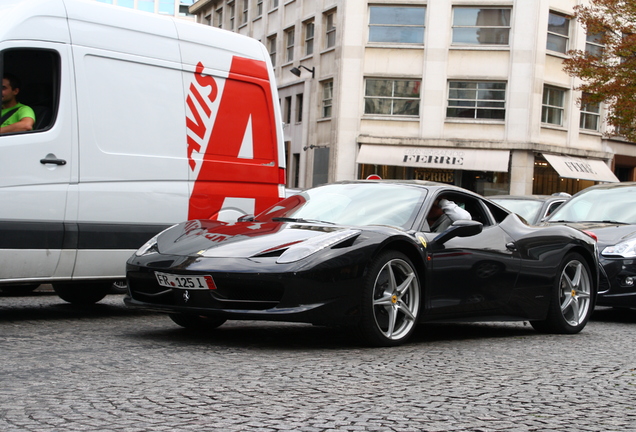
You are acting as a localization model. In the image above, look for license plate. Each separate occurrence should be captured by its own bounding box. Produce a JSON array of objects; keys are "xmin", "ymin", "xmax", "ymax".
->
[{"xmin": 154, "ymin": 272, "xmax": 216, "ymax": 290}]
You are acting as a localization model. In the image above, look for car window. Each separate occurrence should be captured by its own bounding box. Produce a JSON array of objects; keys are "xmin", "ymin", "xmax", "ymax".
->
[
  {"xmin": 258, "ymin": 183, "xmax": 428, "ymax": 229},
  {"xmin": 491, "ymin": 198, "xmax": 542, "ymax": 223},
  {"xmin": 549, "ymin": 187, "xmax": 636, "ymax": 223},
  {"xmin": 423, "ymin": 191, "xmax": 492, "ymax": 231},
  {"xmin": 545, "ymin": 200, "xmax": 564, "ymax": 218}
]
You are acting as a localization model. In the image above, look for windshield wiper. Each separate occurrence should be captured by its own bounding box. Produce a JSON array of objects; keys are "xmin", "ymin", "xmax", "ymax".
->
[
  {"xmin": 272, "ymin": 217, "xmax": 335, "ymax": 225},
  {"xmin": 586, "ymin": 220, "xmax": 628, "ymax": 225}
]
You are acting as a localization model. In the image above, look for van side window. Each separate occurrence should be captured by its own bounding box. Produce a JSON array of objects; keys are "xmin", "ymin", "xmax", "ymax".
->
[{"xmin": 1, "ymin": 49, "xmax": 60, "ymax": 133}]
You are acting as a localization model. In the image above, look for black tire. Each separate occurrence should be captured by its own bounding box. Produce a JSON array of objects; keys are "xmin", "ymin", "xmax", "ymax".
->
[
  {"xmin": 53, "ymin": 283, "xmax": 110, "ymax": 305},
  {"xmin": 1, "ymin": 284, "xmax": 40, "ymax": 295},
  {"xmin": 110, "ymin": 281, "xmax": 128, "ymax": 294},
  {"xmin": 169, "ymin": 313, "xmax": 227, "ymax": 330},
  {"xmin": 531, "ymin": 252, "xmax": 594, "ymax": 334},
  {"xmin": 358, "ymin": 251, "xmax": 421, "ymax": 347}
]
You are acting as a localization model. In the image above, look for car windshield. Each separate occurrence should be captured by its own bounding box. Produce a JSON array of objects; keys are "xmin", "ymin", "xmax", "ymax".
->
[
  {"xmin": 491, "ymin": 198, "xmax": 543, "ymax": 223},
  {"xmin": 547, "ymin": 186, "xmax": 636, "ymax": 224},
  {"xmin": 257, "ymin": 183, "xmax": 427, "ymax": 229}
]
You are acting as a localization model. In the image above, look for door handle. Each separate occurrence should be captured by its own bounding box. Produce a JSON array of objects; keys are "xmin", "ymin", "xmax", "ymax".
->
[
  {"xmin": 506, "ymin": 242, "xmax": 517, "ymax": 252},
  {"xmin": 40, "ymin": 154, "xmax": 67, "ymax": 166}
]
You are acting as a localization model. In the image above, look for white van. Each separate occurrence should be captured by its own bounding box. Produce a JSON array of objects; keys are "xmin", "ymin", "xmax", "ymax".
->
[{"xmin": 0, "ymin": 0, "xmax": 286, "ymax": 303}]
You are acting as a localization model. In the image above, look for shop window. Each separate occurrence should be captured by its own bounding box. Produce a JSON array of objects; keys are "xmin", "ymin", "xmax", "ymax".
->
[
  {"xmin": 542, "ymin": 86, "xmax": 565, "ymax": 126},
  {"xmin": 452, "ymin": 7, "xmax": 511, "ymax": 45},
  {"xmin": 364, "ymin": 79, "xmax": 421, "ymax": 116},
  {"xmin": 547, "ymin": 11, "xmax": 570, "ymax": 54},
  {"xmin": 447, "ymin": 81, "xmax": 506, "ymax": 120},
  {"xmin": 1, "ymin": 48, "xmax": 60, "ymax": 134},
  {"xmin": 579, "ymin": 93, "xmax": 600, "ymax": 131},
  {"xmin": 369, "ymin": 6, "xmax": 426, "ymax": 44}
]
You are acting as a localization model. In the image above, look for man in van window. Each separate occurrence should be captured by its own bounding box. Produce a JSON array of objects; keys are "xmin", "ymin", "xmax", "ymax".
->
[{"xmin": 1, "ymin": 73, "xmax": 35, "ymax": 134}]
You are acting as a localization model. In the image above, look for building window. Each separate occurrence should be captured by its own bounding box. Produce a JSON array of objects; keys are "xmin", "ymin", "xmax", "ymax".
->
[
  {"xmin": 322, "ymin": 81, "xmax": 333, "ymax": 118},
  {"xmin": 241, "ymin": 0, "xmax": 248, "ymax": 25},
  {"xmin": 580, "ymin": 93, "xmax": 600, "ymax": 131},
  {"xmin": 271, "ymin": 0, "xmax": 278, "ymax": 10},
  {"xmin": 325, "ymin": 10, "xmax": 336, "ymax": 49},
  {"xmin": 286, "ymin": 27, "xmax": 295, "ymax": 62},
  {"xmin": 267, "ymin": 35, "xmax": 276, "ymax": 67},
  {"xmin": 255, "ymin": 0, "xmax": 262, "ymax": 18},
  {"xmin": 296, "ymin": 93, "xmax": 303, "ymax": 123},
  {"xmin": 304, "ymin": 20, "xmax": 315, "ymax": 56},
  {"xmin": 214, "ymin": 7, "xmax": 223, "ymax": 28},
  {"xmin": 547, "ymin": 12, "xmax": 570, "ymax": 53},
  {"xmin": 542, "ymin": 86, "xmax": 566, "ymax": 126},
  {"xmin": 452, "ymin": 7, "xmax": 511, "ymax": 45},
  {"xmin": 204, "ymin": 14, "xmax": 212, "ymax": 26},
  {"xmin": 364, "ymin": 79, "xmax": 421, "ymax": 117},
  {"xmin": 586, "ymin": 32, "xmax": 604, "ymax": 57},
  {"xmin": 447, "ymin": 81, "xmax": 506, "ymax": 120},
  {"xmin": 228, "ymin": 1, "xmax": 235, "ymax": 30},
  {"xmin": 368, "ymin": 6, "xmax": 426, "ymax": 44},
  {"xmin": 284, "ymin": 96, "xmax": 292, "ymax": 125}
]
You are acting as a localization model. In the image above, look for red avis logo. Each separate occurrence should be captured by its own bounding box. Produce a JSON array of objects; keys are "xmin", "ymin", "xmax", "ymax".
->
[{"xmin": 185, "ymin": 57, "xmax": 282, "ymax": 221}]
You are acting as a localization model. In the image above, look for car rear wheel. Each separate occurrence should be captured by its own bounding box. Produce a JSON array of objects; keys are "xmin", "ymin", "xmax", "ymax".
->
[
  {"xmin": 169, "ymin": 313, "xmax": 227, "ymax": 330},
  {"xmin": 358, "ymin": 251, "xmax": 421, "ymax": 347},
  {"xmin": 530, "ymin": 252, "xmax": 593, "ymax": 334},
  {"xmin": 53, "ymin": 283, "xmax": 110, "ymax": 305}
]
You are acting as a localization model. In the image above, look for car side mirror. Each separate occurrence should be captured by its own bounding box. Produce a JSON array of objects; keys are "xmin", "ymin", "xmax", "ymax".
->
[{"xmin": 432, "ymin": 220, "xmax": 483, "ymax": 245}]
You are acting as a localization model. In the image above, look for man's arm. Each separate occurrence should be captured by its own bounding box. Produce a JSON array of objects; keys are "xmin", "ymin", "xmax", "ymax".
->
[{"xmin": 0, "ymin": 117, "xmax": 35, "ymax": 133}]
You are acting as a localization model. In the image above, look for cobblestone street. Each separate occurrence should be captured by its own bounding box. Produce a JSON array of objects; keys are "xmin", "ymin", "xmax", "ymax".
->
[{"xmin": 1, "ymin": 289, "xmax": 635, "ymax": 431}]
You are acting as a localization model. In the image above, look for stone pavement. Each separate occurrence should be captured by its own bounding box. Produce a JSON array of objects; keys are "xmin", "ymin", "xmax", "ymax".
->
[{"xmin": 1, "ymin": 291, "xmax": 635, "ymax": 431}]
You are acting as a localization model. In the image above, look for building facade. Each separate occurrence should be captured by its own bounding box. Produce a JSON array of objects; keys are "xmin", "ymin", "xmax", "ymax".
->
[
  {"xmin": 189, "ymin": 0, "xmax": 636, "ymax": 196},
  {"xmin": 95, "ymin": 0, "xmax": 195, "ymax": 18}
]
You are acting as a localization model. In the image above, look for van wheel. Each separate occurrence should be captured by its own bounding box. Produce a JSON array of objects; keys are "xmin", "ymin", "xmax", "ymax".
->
[
  {"xmin": 53, "ymin": 283, "xmax": 110, "ymax": 305},
  {"xmin": 169, "ymin": 313, "xmax": 226, "ymax": 330}
]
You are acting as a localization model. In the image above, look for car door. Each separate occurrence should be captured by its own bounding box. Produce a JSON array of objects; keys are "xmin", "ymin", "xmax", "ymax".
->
[
  {"xmin": 0, "ymin": 44, "xmax": 76, "ymax": 282},
  {"xmin": 424, "ymin": 192, "xmax": 522, "ymax": 316}
]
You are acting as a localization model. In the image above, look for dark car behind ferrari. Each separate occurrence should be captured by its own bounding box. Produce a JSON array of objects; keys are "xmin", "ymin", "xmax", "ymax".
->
[
  {"xmin": 543, "ymin": 182, "xmax": 636, "ymax": 308},
  {"xmin": 490, "ymin": 193, "xmax": 570, "ymax": 225},
  {"xmin": 125, "ymin": 181, "xmax": 599, "ymax": 346}
]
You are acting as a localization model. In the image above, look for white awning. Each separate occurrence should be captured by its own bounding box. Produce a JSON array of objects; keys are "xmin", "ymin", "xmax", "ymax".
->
[
  {"xmin": 542, "ymin": 154, "xmax": 619, "ymax": 183},
  {"xmin": 356, "ymin": 145, "xmax": 510, "ymax": 172}
]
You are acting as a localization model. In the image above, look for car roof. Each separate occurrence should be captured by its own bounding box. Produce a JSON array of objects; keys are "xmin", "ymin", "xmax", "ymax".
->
[{"xmin": 490, "ymin": 195, "xmax": 566, "ymax": 201}]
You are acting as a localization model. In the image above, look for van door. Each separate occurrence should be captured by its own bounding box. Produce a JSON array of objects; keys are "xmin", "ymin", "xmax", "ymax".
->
[{"xmin": 0, "ymin": 44, "xmax": 76, "ymax": 283}]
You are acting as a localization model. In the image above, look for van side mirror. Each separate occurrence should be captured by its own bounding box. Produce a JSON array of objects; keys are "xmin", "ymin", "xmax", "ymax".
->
[
  {"xmin": 432, "ymin": 220, "xmax": 483, "ymax": 245},
  {"xmin": 238, "ymin": 214, "xmax": 256, "ymax": 222}
]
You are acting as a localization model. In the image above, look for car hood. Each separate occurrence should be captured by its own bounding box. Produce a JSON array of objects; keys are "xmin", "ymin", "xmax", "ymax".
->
[
  {"xmin": 155, "ymin": 219, "xmax": 356, "ymax": 258},
  {"xmin": 546, "ymin": 222, "xmax": 636, "ymax": 248}
]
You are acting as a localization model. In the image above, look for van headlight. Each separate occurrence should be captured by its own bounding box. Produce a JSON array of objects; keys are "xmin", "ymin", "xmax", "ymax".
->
[
  {"xmin": 135, "ymin": 224, "xmax": 178, "ymax": 256},
  {"xmin": 276, "ymin": 229, "xmax": 360, "ymax": 264},
  {"xmin": 602, "ymin": 238, "xmax": 636, "ymax": 258}
]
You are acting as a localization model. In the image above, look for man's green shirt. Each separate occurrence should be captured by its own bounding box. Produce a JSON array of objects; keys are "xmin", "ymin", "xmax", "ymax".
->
[{"xmin": 1, "ymin": 103, "xmax": 36, "ymax": 127}]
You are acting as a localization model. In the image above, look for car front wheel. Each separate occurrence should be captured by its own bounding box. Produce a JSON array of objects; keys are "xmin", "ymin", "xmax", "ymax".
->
[
  {"xmin": 531, "ymin": 252, "xmax": 594, "ymax": 334},
  {"xmin": 358, "ymin": 251, "xmax": 421, "ymax": 347}
]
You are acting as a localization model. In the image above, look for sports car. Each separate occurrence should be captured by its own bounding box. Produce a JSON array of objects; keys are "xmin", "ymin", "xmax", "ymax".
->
[
  {"xmin": 125, "ymin": 181, "xmax": 599, "ymax": 346},
  {"xmin": 542, "ymin": 182, "xmax": 636, "ymax": 309}
]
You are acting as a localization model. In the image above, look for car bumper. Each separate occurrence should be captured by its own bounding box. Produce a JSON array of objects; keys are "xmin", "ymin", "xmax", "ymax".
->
[
  {"xmin": 596, "ymin": 256, "xmax": 636, "ymax": 308},
  {"xmin": 124, "ymin": 255, "xmax": 366, "ymax": 326}
]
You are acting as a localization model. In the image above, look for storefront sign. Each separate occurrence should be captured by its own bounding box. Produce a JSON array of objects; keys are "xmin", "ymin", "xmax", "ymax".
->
[{"xmin": 542, "ymin": 154, "xmax": 619, "ymax": 182}]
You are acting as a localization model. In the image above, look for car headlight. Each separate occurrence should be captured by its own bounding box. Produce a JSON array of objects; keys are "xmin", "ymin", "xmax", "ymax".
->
[
  {"xmin": 602, "ymin": 238, "xmax": 636, "ymax": 258},
  {"xmin": 135, "ymin": 224, "xmax": 178, "ymax": 256},
  {"xmin": 276, "ymin": 229, "xmax": 361, "ymax": 264}
]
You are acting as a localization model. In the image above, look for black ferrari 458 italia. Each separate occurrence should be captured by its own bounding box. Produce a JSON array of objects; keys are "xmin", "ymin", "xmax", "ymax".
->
[{"xmin": 125, "ymin": 181, "xmax": 599, "ymax": 346}]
